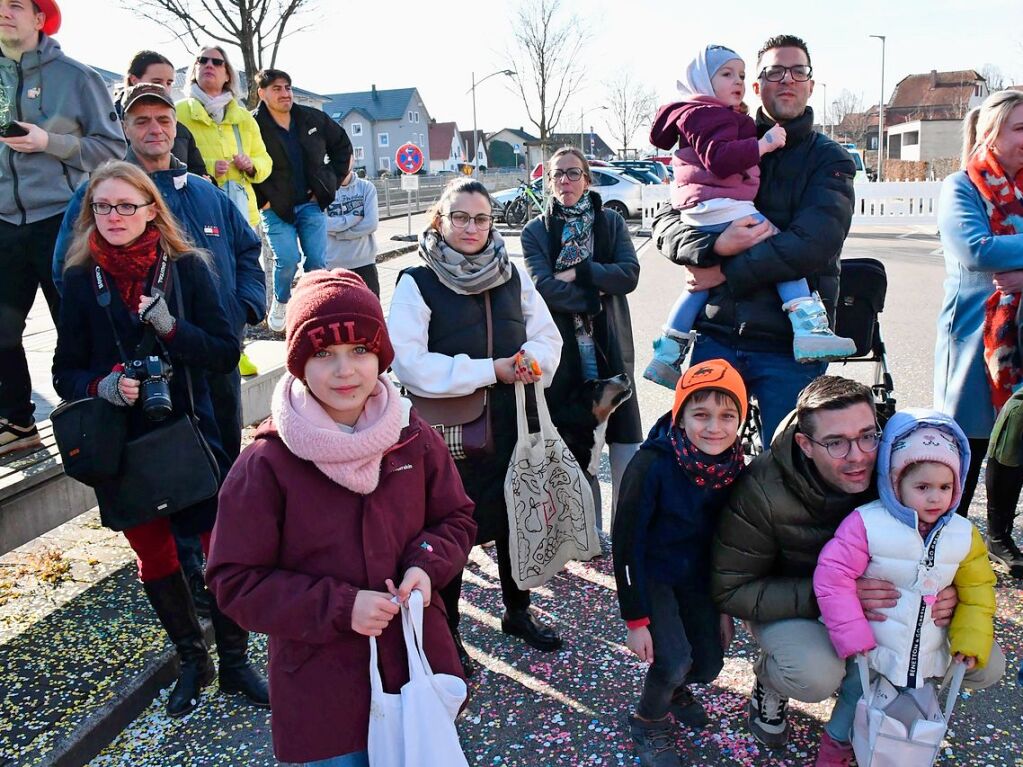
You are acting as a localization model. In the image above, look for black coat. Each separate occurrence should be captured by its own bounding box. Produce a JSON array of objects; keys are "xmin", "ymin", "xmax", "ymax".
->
[
  {"xmin": 522, "ymin": 191, "xmax": 643, "ymax": 445},
  {"xmin": 252, "ymin": 102, "xmax": 352, "ymax": 222},
  {"xmin": 661, "ymin": 107, "xmax": 856, "ymax": 353},
  {"xmin": 53, "ymin": 254, "xmax": 240, "ymax": 533}
]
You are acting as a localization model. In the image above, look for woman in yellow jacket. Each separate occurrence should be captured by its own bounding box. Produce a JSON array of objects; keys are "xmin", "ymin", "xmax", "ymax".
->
[
  {"xmin": 176, "ymin": 45, "xmax": 272, "ymax": 228},
  {"xmin": 178, "ymin": 45, "xmax": 270, "ymax": 376}
]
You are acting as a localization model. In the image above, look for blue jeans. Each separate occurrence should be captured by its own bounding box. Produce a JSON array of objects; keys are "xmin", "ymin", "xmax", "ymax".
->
[
  {"xmin": 667, "ymin": 280, "xmax": 810, "ymax": 335},
  {"xmin": 689, "ymin": 334, "xmax": 826, "ymax": 441},
  {"xmin": 578, "ymin": 334, "xmax": 599, "ymax": 380},
  {"xmin": 297, "ymin": 751, "xmax": 368, "ymax": 767},
  {"xmin": 261, "ymin": 202, "xmax": 327, "ymax": 303}
]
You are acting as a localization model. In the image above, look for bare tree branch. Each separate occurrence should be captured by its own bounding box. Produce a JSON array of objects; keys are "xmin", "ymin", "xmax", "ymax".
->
[
  {"xmin": 505, "ymin": 0, "xmax": 590, "ymax": 160},
  {"xmin": 603, "ymin": 70, "xmax": 655, "ymax": 157},
  {"xmin": 122, "ymin": 0, "xmax": 316, "ymax": 107}
]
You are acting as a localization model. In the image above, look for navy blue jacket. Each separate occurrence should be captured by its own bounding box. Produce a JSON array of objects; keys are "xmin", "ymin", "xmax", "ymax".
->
[
  {"xmin": 53, "ymin": 255, "xmax": 240, "ymax": 532},
  {"xmin": 612, "ymin": 413, "xmax": 735, "ymax": 623},
  {"xmin": 52, "ymin": 155, "xmax": 266, "ymax": 335}
]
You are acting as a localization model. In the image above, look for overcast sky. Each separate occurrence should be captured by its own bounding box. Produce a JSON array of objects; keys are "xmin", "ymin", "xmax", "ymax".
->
[{"xmin": 56, "ymin": 0, "xmax": 1023, "ymax": 149}]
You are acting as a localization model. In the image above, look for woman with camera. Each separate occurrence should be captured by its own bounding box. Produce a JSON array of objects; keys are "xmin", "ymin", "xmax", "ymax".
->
[{"xmin": 53, "ymin": 161, "xmax": 268, "ymax": 718}]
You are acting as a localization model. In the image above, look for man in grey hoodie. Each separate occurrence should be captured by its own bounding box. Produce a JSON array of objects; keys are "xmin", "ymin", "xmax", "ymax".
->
[
  {"xmin": 0, "ymin": 0, "xmax": 126, "ymax": 454},
  {"xmin": 324, "ymin": 155, "xmax": 379, "ymax": 295}
]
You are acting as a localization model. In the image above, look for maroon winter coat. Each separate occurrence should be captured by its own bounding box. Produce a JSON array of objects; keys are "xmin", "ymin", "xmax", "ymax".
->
[
  {"xmin": 649, "ymin": 96, "xmax": 760, "ymax": 210},
  {"xmin": 206, "ymin": 410, "xmax": 476, "ymax": 763}
]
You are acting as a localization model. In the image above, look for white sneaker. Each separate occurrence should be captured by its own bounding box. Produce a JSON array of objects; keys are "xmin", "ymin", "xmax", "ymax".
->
[{"xmin": 267, "ymin": 298, "xmax": 287, "ymax": 333}]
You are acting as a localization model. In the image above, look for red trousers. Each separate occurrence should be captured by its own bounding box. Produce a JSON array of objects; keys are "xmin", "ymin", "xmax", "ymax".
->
[{"xmin": 121, "ymin": 517, "xmax": 211, "ymax": 582}]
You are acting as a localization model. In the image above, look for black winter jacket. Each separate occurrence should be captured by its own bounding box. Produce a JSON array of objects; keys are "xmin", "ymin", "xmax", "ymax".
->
[
  {"xmin": 612, "ymin": 413, "xmax": 733, "ymax": 623},
  {"xmin": 522, "ymin": 192, "xmax": 643, "ymax": 445},
  {"xmin": 659, "ymin": 107, "xmax": 855, "ymax": 352},
  {"xmin": 710, "ymin": 413, "xmax": 874, "ymax": 622},
  {"xmin": 253, "ymin": 102, "xmax": 352, "ymax": 222}
]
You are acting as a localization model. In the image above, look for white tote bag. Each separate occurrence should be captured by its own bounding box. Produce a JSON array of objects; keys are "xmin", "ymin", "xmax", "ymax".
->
[
  {"xmin": 504, "ymin": 381, "xmax": 602, "ymax": 590},
  {"xmin": 367, "ymin": 591, "xmax": 469, "ymax": 767},
  {"xmin": 851, "ymin": 654, "xmax": 966, "ymax": 767}
]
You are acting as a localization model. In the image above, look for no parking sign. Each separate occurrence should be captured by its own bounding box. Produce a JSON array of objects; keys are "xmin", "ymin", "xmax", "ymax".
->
[{"xmin": 395, "ymin": 142, "xmax": 424, "ymax": 174}]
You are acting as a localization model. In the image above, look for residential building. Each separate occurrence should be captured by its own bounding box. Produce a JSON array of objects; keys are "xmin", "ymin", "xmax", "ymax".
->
[
  {"xmin": 459, "ymin": 130, "xmax": 489, "ymax": 171},
  {"xmin": 884, "ymin": 70, "xmax": 988, "ymax": 161},
  {"xmin": 487, "ymin": 127, "xmax": 537, "ymax": 167},
  {"xmin": 428, "ymin": 121, "xmax": 465, "ymax": 173},
  {"xmin": 524, "ymin": 131, "xmax": 615, "ymax": 168},
  {"xmin": 322, "ymin": 86, "xmax": 431, "ymax": 176}
]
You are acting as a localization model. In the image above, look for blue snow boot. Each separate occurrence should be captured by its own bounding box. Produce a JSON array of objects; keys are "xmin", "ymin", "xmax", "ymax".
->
[
  {"xmin": 784, "ymin": 294, "xmax": 857, "ymax": 363},
  {"xmin": 643, "ymin": 330, "xmax": 695, "ymax": 389}
]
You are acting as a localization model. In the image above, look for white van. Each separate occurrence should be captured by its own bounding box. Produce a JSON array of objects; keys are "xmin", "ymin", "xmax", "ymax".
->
[{"xmin": 841, "ymin": 143, "xmax": 870, "ymax": 183}]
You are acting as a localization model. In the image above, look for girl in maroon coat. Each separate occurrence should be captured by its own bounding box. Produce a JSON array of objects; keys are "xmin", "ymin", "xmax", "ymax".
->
[
  {"xmin": 206, "ymin": 269, "xmax": 476, "ymax": 766},
  {"xmin": 644, "ymin": 43, "xmax": 854, "ymax": 389}
]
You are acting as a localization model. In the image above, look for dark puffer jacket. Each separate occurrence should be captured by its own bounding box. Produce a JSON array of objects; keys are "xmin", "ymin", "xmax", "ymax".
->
[
  {"xmin": 657, "ymin": 107, "xmax": 855, "ymax": 353},
  {"xmin": 710, "ymin": 413, "xmax": 874, "ymax": 622}
]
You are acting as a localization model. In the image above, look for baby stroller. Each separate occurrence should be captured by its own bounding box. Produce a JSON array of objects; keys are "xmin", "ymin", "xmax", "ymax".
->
[{"xmin": 741, "ymin": 257, "xmax": 896, "ymax": 455}]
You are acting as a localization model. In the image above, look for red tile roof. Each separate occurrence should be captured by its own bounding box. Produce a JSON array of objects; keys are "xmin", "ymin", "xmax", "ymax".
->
[
  {"xmin": 428, "ymin": 121, "xmax": 458, "ymax": 161},
  {"xmin": 885, "ymin": 70, "xmax": 984, "ymax": 125}
]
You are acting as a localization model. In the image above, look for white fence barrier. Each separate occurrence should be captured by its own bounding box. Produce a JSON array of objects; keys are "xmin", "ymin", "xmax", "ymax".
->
[{"xmin": 641, "ymin": 181, "xmax": 942, "ymax": 231}]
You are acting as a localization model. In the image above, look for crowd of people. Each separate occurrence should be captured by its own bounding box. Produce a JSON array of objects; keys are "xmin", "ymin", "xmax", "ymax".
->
[{"xmin": 1, "ymin": 3, "xmax": 1022, "ymax": 765}]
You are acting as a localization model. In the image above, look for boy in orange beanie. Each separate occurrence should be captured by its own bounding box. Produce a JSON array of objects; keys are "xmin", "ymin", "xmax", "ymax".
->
[{"xmin": 613, "ymin": 359, "xmax": 748, "ymax": 766}]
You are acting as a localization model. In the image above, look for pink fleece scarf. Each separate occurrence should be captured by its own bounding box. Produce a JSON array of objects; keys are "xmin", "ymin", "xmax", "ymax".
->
[{"xmin": 272, "ymin": 372, "xmax": 403, "ymax": 494}]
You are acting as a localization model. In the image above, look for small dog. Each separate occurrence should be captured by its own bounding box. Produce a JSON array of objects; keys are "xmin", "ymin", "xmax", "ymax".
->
[{"xmin": 552, "ymin": 374, "xmax": 634, "ymax": 478}]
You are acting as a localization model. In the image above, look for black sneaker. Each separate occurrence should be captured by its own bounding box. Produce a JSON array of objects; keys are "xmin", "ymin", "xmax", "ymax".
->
[
  {"xmin": 668, "ymin": 685, "xmax": 708, "ymax": 729},
  {"xmin": 629, "ymin": 715, "xmax": 682, "ymax": 767},
  {"xmin": 749, "ymin": 678, "xmax": 789, "ymax": 749},
  {"xmin": 0, "ymin": 417, "xmax": 42, "ymax": 457},
  {"xmin": 988, "ymin": 536, "xmax": 1023, "ymax": 578}
]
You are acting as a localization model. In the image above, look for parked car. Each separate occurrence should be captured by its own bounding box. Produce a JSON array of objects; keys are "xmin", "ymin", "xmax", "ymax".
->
[
  {"xmin": 611, "ymin": 160, "xmax": 671, "ymax": 184},
  {"xmin": 840, "ymin": 143, "xmax": 870, "ymax": 183},
  {"xmin": 613, "ymin": 165, "xmax": 663, "ymax": 185},
  {"xmin": 494, "ymin": 166, "xmax": 643, "ymax": 221}
]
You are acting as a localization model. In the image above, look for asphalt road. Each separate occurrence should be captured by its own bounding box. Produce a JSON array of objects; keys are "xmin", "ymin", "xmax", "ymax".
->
[{"xmin": 88, "ymin": 227, "xmax": 1023, "ymax": 767}]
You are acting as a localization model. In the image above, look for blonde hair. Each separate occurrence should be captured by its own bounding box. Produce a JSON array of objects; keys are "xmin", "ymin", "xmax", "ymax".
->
[
  {"xmin": 546, "ymin": 146, "xmax": 592, "ymax": 185},
  {"xmin": 65, "ymin": 161, "xmax": 203, "ymax": 272},
  {"xmin": 961, "ymin": 90, "xmax": 1023, "ymax": 168},
  {"xmin": 189, "ymin": 44, "xmax": 239, "ymax": 97}
]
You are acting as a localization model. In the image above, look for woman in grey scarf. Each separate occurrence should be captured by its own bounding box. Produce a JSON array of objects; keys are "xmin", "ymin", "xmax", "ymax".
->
[{"xmin": 387, "ymin": 178, "xmax": 565, "ymax": 672}]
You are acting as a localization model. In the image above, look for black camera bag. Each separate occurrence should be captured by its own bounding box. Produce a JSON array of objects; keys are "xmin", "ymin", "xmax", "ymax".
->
[
  {"xmin": 63, "ymin": 258, "xmax": 221, "ymax": 530},
  {"xmin": 51, "ymin": 396, "xmax": 128, "ymax": 485}
]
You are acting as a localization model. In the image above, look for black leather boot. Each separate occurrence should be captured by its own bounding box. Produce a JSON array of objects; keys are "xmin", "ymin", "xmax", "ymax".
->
[
  {"xmin": 501, "ymin": 608, "xmax": 563, "ymax": 652},
  {"xmin": 986, "ymin": 459, "xmax": 1023, "ymax": 578},
  {"xmin": 208, "ymin": 600, "xmax": 270, "ymax": 708},
  {"xmin": 142, "ymin": 570, "xmax": 215, "ymax": 718}
]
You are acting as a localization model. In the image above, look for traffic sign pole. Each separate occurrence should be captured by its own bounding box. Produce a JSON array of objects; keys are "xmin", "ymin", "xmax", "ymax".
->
[{"xmin": 395, "ymin": 142, "xmax": 425, "ymax": 237}]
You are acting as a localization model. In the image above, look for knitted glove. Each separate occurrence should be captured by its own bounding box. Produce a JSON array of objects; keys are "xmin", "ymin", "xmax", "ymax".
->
[
  {"xmin": 139, "ymin": 294, "xmax": 176, "ymax": 336},
  {"xmin": 96, "ymin": 371, "xmax": 131, "ymax": 407}
]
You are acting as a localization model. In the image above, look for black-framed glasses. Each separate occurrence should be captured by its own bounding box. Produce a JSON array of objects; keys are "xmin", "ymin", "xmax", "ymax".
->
[
  {"xmin": 758, "ymin": 65, "xmax": 813, "ymax": 82},
  {"xmin": 90, "ymin": 201, "xmax": 156, "ymax": 216},
  {"xmin": 803, "ymin": 430, "xmax": 882, "ymax": 459},
  {"xmin": 552, "ymin": 168, "xmax": 585, "ymax": 182},
  {"xmin": 196, "ymin": 56, "xmax": 225, "ymax": 67},
  {"xmin": 444, "ymin": 211, "xmax": 494, "ymax": 229}
]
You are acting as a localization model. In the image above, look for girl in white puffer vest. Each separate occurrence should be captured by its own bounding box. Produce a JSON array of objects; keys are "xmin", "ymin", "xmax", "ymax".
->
[{"xmin": 811, "ymin": 408, "xmax": 998, "ymax": 762}]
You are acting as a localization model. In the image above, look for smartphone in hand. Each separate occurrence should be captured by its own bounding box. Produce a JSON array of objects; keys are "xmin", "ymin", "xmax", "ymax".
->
[{"xmin": 0, "ymin": 122, "xmax": 29, "ymax": 138}]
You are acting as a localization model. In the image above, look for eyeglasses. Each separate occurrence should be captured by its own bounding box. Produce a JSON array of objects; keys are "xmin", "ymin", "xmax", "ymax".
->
[
  {"xmin": 196, "ymin": 56, "xmax": 225, "ymax": 67},
  {"xmin": 803, "ymin": 430, "xmax": 882, "ymax": 459},
  {"xmin": 444, "ymin": 211, "xmax": 494, "ymax": 229},
  {"xmin": 758, "ymin": 65, "xmax": 813, "ymax": 82},
  {"xmin": 552, "ymin": 168, "xmax": 585, "ymax": 182},
  {"xmin": 91, "ymin": 201, "xmax": 156, "ymax": 216}
]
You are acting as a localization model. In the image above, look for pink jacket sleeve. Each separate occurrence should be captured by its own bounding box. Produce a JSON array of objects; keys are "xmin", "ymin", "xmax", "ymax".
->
[
  {"xmin": 813, "ymin": 510, "xmax": 877, "ymax": 659},
  {"xmin": 678, "ymin": 106, "xmax": 761, "ymax": 180}
]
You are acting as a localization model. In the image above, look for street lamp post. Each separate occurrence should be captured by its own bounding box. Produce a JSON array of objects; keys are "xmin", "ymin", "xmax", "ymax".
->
[
  {"xmin": 469, "ymin": 69, "xmax": 515, "ymax": 178},
  {"xmin": 869, "ymin": 34, "xmax": 886, "ymax": 181},
  {"xmin": 579, "ymin": 106, "xmax": 608, "ymax": 157}
]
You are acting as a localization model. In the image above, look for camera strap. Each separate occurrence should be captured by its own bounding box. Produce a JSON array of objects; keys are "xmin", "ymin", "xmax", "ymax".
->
[
  {"xmin": 169, "ymin": 262, "xmax": 199, "ymax": 420},
  {"xmin": 91, "ymin": 249, "xmax": 173, "ymax": 362}
]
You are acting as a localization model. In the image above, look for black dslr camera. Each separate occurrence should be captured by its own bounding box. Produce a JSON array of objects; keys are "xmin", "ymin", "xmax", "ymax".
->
[{"xmin": 124, "ymin": 355, "xmax": 173, "ymax": 421}]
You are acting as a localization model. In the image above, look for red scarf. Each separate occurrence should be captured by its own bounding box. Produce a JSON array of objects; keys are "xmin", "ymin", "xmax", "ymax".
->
[
  {"xmin": 89, "ymin": 224, "xmax": 162, "ymax": 314},
  {"xmin": 969, "ymin": 147, "xmax": 1023, "ymax": 410}
]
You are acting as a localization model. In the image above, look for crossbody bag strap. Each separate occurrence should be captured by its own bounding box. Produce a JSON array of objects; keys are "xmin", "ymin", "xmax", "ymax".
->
[
  {"xmin": 169, "ymin": 262, "xmax": 199, "ymax": 418},
  {"xmin": 484, "ymin": 290, "xmax": 493, "ymax": 358}
]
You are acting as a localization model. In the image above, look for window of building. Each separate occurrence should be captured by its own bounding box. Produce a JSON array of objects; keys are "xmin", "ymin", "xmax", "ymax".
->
[
  {"xmin": 378, "ymin": 132, "xmax": 389, "ymax": 147},
  {"xmin": 868, "ymin": 136, "xmax": 878, "ymax": 150},
  {"xmin": 903, "ymin": 131, "xmax": 919, "ymax": 146},
  {"xmin": 350, "ymin": 122, "xmax": 363, "ymax": 137},
  {"xmin": 419, "ymin": 133, "xmax": 425, "ymax": 146},
  {"xmin": 408, "ymin": 111, "xmax": 413, "ymax": 123},
  {"xmin": 414, "ymin": 111, "xmax": 420, "ymax": 124},
  {"xmin": 380, "ymin": 157, "xmax": 390, "ymax": 170},
  {"xmin": 354, "ymin": 146, "xmax": 365, "ymax": 160}
]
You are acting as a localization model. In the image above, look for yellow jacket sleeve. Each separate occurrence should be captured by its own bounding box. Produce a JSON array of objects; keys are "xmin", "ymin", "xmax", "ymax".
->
[{"xmin": 948, "ymin": 525, "xmax": 996, "ymax": 667}]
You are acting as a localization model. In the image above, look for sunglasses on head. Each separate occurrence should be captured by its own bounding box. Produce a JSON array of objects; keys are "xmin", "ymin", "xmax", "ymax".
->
[{"xmin": 197, "ymin": 56, "xmax": 225, "ymax": 67}]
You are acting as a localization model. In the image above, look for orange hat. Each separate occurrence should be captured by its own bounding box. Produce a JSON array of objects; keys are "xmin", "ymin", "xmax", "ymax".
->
[
  {"xmin": 34, "ymin": 0, "xmax": 61, "ymax": 35},
  {"xmin": 671, "ymin": 359, "xmax": 748, "ymax": 425}
]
